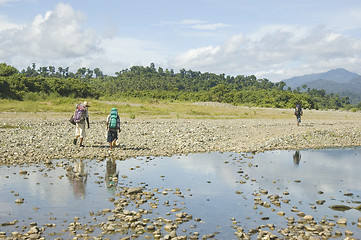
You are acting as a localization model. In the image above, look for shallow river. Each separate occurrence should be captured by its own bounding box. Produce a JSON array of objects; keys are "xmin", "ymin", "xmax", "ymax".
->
[{"xmin": 0, "ymin": 147, "xmax": 360, "ymax": 239}]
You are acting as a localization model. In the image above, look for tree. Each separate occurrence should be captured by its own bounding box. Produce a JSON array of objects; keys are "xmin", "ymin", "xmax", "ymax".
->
[
  {"xmin": 276, "ymin": 81, "xmax": 286, "ymax": 90},
  {"xmin": 75, "ymin": 67, "xmax": 86, "ymax": 78},
  {"xmin": 94, "ymin": 68, "xmax": 103, "ymax": 78},
  {"xmin": 38, "ymin": 67, "xmax": 48, "ymax": 77},
  {"xmin": 49, "ymin": 66, "xmax": 55, "ymax": 76},
  {"xmin": 58, "ymin": 67, "xmax": 64, "ymax": 77},
  {"xmin": 85, "ymin": 68, "xmax": 93, "ymax": 79},
  {"xmin": 0, "ymin": 63, "xmax": 18, "ymax": 76}
]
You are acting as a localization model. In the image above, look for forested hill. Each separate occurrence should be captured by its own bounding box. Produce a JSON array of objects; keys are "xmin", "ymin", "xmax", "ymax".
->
[
  {"xmin": 281, "ymin": 68, "xmax": 361, "ymax": 104},
  {"xmin": 0, "ymin": 63, "xmax": 358, "ymax": 110}
]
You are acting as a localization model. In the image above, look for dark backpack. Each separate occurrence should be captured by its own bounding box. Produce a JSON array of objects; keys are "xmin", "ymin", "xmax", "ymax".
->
[
  {"xmin": 295, "ymin": 104, "xmax": 302, "ymax": 115},
  {"xmin": 109, "ymin": 108, "xmax": 118, "ymax": 129},
  {"xmin": 74, "ymin": 104, "xmax": 86, "ymax": 123}
]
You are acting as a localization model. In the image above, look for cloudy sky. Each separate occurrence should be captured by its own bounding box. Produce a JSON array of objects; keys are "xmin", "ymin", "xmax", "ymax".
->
[{"xmin": 1, "ymin": 0, "xmax": 361, "ymax": 81}]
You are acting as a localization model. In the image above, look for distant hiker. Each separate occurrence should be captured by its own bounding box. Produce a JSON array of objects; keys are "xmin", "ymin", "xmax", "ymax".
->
[
  {"xmin": 73, "ymin": 101, "xmax": 90, "ymax": 147},
  {"xmin": 106, "ymin": 108, "xmax": 121, "ymax": 149},
  {"xmin": 294, "ymin": 104, "xmax": 303, "ymax": 126}
]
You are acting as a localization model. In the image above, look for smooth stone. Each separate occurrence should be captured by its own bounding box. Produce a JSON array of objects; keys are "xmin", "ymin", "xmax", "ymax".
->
[
  {"xmin": 304, "ymin": 215, "xmax": 314, "ymax": 221},
  {"xmin": 336, "ymin": 218, "xmax": 347, "ymax": 225},
  {"xmin": 15, "ymin": 198, "xmax": 24, "ymax": 204},
  {"xmin": 127, "ymin": 187, "xmax": 143, "ymax": 194},
  {"xmin": 329, "ymin": 205, "xmax": 351, "ymax": 211}
]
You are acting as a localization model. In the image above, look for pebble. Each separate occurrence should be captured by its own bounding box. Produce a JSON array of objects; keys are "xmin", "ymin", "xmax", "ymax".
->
[
  {"xmin": 336, "ymin": 218, "xmax": 347, "ymax": 225},
  {"xmin": 303, "ymin": 215, "xmax": 314, "ymax": 221},
  {"xmin": 15, "ymin": 198, "xmax": 24, "ymax": 204}
]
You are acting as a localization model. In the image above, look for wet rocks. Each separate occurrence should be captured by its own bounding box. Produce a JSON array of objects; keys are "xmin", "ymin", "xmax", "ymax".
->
[
  {"xmin": 336, "ymin": 218, "xmax": 347, "ymax": 225},
  {"xmin": 126, "ymin": 187, "xmax": 144, "ymax": 194},
  {"xmin": 1, "ymin": 220, "xmax": 18, "ymax": 227},
  {"xmin": 329, "ymin": 204, "xmax": 352, "ymax": 211},
  {"xmin": 14, "ymin": 198, "xmax": 24, "ymax": 204},
  {"xmin": 316, "ymin": 199, "xmax": 326, "ymax": 205}
]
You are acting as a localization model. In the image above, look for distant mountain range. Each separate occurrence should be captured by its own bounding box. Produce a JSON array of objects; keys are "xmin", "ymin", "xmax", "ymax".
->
[{"xmin": 280, "ymin": 68, "xmax": 361, "ymax": 104}]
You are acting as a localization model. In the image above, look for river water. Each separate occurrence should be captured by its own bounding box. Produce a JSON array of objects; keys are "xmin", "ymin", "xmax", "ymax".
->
[{"xmin": 0, "ymin": 147, "xmax": 360, "ymax": 239}]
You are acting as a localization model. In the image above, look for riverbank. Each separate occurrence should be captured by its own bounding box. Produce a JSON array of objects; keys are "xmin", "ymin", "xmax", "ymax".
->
[{"xmin": 1, "ymin": 106, "xmax": 361, "ymax": 164}]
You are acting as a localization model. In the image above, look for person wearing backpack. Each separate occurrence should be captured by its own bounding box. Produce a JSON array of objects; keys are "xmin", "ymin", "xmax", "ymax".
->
[
  {"xmin": 294, "ymin": 104, "xmax": 303, "ymax": 126},
  {"xmin": 73, "ymin": 101, "xmax": 90, "ymax": 147},
  {"xmin": 106, "ymin": 108, "xmax": 121, "ymax": 149}
]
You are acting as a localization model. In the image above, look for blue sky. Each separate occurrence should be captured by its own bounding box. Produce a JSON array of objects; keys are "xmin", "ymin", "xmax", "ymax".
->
[{"xmin": 1, "ymin": 0, "xmax": 361, "ymax": 81}]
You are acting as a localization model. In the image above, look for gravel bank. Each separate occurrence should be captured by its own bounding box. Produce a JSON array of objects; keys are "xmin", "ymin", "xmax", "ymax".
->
[{"xmin": 1, "ymin": 111, "xmax": 361, "ymax": 164}]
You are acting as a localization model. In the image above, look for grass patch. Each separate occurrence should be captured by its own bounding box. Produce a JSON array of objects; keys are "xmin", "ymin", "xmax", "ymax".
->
[
  {"xmin": 1, "ymin": 97, "xmax": 360, "ymax": 120},
  {"xmin": 0, "ymin": 123, "xmax": 29, "ymax": 129},
  {"xmin": 0, "ymin": 98, "xmax": 296, "ymax": 119},
  {"xmin": 0, "ymin": 123, "xmax": 17, "ymax": 129}
]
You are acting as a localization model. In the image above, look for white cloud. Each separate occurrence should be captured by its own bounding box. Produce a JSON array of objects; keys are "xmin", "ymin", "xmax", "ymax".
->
[
  {"xmin": 178, "ymin": 19, "xmax": 205, "ymax": 25},
  {"xmin": 0, "ymin": 3, "xmax": 99, "ymax": 67},
  {"xmin": 0, "ymin": 0, "xmax": 18, "ymax": 4},
  {"xmin": 87, "ymin": 36, "xmax": 170, "ymax": 75},
  {"xmin": 161, "ymin": 19, "xmax": 229, "ymax": 31},
  {"xmin": 170, "ymin": 25, "xmax": 361, "ymax": 81},
  {"xmin": 0, "ymin": 15, "xmax": 22, "ymax": 31},
  {"xmin": 191, "ymin": 23, "xmax": 230, "ymax": 31},
  {"xmin": 2, "ymin": 2, "xmax": 361, "ymax": 82}
]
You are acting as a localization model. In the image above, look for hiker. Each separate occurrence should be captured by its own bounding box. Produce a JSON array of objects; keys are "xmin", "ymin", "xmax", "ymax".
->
[
  {"xmin": 294, "ymin": 104, "xmax": 303, "ymax": 126},
  {"xmin": 106, "ymin": 108, "xmax": 121, "ymax": 149},
  {"xmin": 73, "ymin": 101, "xmax": 90, "ymax": 147}
]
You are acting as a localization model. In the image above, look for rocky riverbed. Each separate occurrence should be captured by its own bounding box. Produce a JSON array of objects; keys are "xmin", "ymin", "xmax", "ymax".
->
[
  {"xmin": 1, "ymin": 110, "xmax": 361, "ymax": 239},
  {"xmin": 1, "ymin": 111, "xmax": 361, "ymax": 165}
]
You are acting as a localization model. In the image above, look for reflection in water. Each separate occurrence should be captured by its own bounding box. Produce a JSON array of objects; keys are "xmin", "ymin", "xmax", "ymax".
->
[
  {"xmin": 66, "ymin": 159, "xmax": 88, "ymax": 199},
  {"xmin": 1, "ymin": 148, "xmax": 361, "ymax": 238},
  {"xmin": 106, "ymin": 158, "xmax": 118, "ymax": 194},
  {"xmin": 293, "ymin": 150, "xmax": 301, "ymax": 165}
]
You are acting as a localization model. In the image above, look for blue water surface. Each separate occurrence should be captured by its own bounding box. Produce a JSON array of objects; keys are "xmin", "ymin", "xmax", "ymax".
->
[{"xmin": 0, "ymin": 147, "xmax": 360, "ymax": 239}]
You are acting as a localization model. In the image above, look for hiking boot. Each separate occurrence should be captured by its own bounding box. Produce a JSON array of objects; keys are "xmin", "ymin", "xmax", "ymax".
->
[
  {"xmin": 80, "ymin": 144, "xmax": 85, "ymax": 148},
  {"xmin": 73, "ymin": 138, "xmax": 77, "ymax": 145}
]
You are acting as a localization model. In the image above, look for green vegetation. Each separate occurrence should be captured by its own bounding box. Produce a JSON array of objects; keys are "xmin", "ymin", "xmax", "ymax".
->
[
  {"xmin": 0, "ymin": 123, "xmax": 29, "ymax": 129},
  {"xmin": 1, "ymin": 62, "xmax": 359, "ymax": 111},
  {"xmin": 0, "ymin": 98, "xmax": 303, "ymax": 120}
]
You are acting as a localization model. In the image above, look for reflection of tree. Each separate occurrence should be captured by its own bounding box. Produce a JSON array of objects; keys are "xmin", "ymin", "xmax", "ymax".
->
[
  {"xmin": 293, "ymin": 151, "xmax": 301, "ymax": 165},
  {"xmin": 66, "ymin": 159, "xmax": 88, "ymax": 199},
  {"xmin": 106, "ymin": 158, "xmax": 118, "ymax": 194}
]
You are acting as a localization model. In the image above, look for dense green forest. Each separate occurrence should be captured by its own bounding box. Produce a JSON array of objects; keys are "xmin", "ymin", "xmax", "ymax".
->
[{"xmin": 1, "ymin": 62, "xmax": 359, "ymax": 110}]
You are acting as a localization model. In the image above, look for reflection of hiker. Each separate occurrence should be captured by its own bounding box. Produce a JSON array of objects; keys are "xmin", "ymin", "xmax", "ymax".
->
[
  {"xmin": 106, "ymin": 158, "xmax": 118, "ymax": 193},
  {"xmin": 293, "ymin": 151, "xmax": 301, "ymax": 165},
  {"xmin": 294, "ymin": 104, "xmax": 303, "ymax": 126},
  {"xmin": 73, "ymin": 101, "xmax": 90, "ymax": 147},
  {"xmin": 66, "ymin": 159, "xmax": 88, "ymax": 199},
  {"xmin": 106, "ymin": 108, "xmax": 121, "ymax": 149}
]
